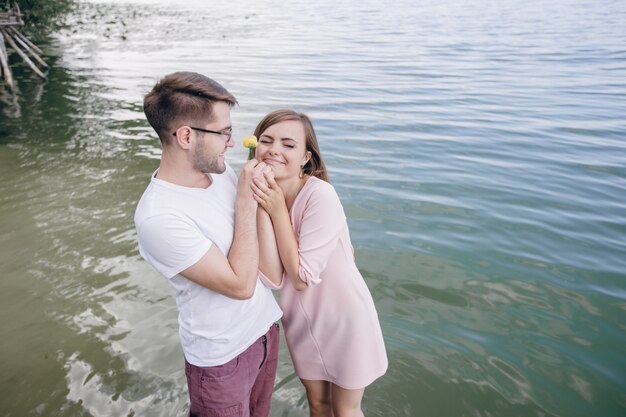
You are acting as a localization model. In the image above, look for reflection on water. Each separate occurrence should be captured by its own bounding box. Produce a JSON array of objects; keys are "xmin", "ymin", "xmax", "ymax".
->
[{"xmin": 1, "ymin": 0, "xmax": 626, "ymax": 416}]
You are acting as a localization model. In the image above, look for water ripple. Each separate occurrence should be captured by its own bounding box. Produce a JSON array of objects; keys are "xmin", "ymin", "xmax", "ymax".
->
[{"xmin": 1, "ymin": 0, "xmax": 625, "ymax": 416}]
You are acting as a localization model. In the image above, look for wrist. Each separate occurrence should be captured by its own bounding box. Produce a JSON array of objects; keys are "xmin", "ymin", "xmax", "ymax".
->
[
  {"xmin": 257, "ymin": 207, "xmax": 271, "ymax": 219},
  {"xmin": 237, "ymin": 195, "xmax": 258, "ymax": 213},
  {"xmin": 269, "ymin": 205, "xmax": 288, "ymax": 222}
]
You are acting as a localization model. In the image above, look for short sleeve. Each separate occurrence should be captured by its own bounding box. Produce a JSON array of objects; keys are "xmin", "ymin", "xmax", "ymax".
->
[
  {"xmin": 136, "ymin": 214, "xmax": 212, "ymax": 279},
  {"xmin": 257, "ymin": 269, "xmax": 284, "ymax": 290},
  {"xmin": 297, "ymin": 183, "xmax": 346, "ymax": 286}
]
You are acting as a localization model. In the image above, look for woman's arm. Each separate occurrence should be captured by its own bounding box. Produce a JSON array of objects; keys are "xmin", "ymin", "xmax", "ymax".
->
[
  {"xmin": 253, "ymin": 173, "xmax": 347, "ymax": 290},
  {"xmin": 252, "ymin": 174, "xmax": 308, "ymax": 291},
  {"xmin": 268, "ymin": 201, "xmax": 308, "ymax": 291},
  {"xmin": 286, "ymin": 181, "xmax": 345, "ymax": 287}
]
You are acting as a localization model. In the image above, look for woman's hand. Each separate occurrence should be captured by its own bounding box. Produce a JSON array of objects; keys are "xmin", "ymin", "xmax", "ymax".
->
[{"xmin": 251, "ymin": 171, "xmax": 287, "ymax": 218}]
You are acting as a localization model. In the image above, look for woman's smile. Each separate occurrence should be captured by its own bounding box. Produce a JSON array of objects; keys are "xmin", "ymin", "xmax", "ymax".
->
[{"xmin": 263, "ymin": 157, "xmax": 285, "ymax": 165}]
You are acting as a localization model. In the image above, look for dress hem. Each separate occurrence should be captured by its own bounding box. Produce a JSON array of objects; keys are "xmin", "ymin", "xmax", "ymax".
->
[{"xmin": 295, "ymin": 370, "xmax": 387, "ymax": 390}]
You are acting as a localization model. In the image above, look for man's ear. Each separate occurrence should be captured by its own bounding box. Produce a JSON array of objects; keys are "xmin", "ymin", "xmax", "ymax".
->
[{"xmin": 173, "ymin": 126, "xmax": 193, "ymax": 149}]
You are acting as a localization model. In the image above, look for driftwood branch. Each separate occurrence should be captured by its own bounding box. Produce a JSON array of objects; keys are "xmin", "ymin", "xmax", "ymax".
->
[
  {"xmin": 0, "ymin": 4, "xmax": 48, "ymax": 88},
  {"xmin": 1, "ymin": 29, "xmax": 46, "ymax": 80},
  {"xmin": 0, "ymin": 30, "xmax": 15, "ymax": 89},
  {"xmin": 7, "ymin": 27, "xmax": 47, "ymax": 68},
  {"xmin": 0, "ymin": 2, "xmax": 23, "ymax": 26},
  {"xmin": 8, "ymin": 27, "xmax": 44, "ymax": 57}
]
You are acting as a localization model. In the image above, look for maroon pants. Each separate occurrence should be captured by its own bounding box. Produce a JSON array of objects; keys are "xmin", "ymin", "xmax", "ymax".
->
[{"xmin": 185, "ymin": 323, "xmax": 280, "ymax": 417}]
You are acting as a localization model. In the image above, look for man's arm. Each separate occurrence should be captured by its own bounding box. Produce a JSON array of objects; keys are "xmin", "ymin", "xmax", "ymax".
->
[
  {"xmin": 180, "ymin": 160, "xmax": 266, "ymax": 299},
  {"xmin": 257, "ymin": 208, "xmax": 284, "ymax": 286}
]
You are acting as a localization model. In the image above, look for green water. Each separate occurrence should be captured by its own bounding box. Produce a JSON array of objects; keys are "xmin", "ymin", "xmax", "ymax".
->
[{"xmin": 1, "ymin": 0, "xmax": 625, "ymax": 416}]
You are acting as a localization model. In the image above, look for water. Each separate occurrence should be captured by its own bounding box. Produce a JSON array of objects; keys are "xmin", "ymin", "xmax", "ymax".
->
[{"xmin": 1, "ymin": 0, "xmax": 625, "ymax": 416}]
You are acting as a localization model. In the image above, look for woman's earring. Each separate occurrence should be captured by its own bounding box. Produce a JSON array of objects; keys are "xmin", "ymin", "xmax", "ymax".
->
[{"xmin": 299, "ymin": 164, "xmax": 305, "ymax": 178}]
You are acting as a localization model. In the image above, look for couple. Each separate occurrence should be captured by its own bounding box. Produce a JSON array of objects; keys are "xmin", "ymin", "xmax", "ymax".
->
[{"xmin": 134, "ymin": 72, "xmax": 387, "ymax": 417}]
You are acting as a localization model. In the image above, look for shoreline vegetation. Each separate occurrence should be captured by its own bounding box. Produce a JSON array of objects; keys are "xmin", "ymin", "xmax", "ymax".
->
[
  {"xmin": 10, "ymin": 0, "xmax": 75, "ymax": 32},
  {"xmin": 1, "ymin": 2, "xmax": 65, "ymax": 89}
]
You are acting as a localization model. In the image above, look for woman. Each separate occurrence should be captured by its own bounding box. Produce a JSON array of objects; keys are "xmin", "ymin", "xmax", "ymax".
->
[{"xmin": 251, "ymin": 109, "xmax": 387, "ymax": 417}]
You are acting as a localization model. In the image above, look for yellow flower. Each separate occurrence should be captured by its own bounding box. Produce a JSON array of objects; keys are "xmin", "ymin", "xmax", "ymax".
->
[{"xmin": 242, "ymin": 135, "xmax": 258, "ymax": 160}]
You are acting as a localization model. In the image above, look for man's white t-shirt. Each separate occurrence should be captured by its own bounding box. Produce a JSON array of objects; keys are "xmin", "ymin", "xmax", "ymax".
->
[{"xmin": 134, "ymin": 163, "xmax": 282, "ymax": 367}]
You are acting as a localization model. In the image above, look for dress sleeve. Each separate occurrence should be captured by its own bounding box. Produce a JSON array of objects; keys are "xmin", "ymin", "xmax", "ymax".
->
[
  {"xmin": 297, "ymin": 182, "xmax": 346, "ymax": 286},
  {"xmin": 257, "ymin": 269, "xmax": 284, "ymax": 290},
  {"xmin": 136, "ymin": 214, "xmax": 212, "ymax": 279}
]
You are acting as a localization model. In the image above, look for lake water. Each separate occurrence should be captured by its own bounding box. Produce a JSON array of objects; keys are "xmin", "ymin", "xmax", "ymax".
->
[{"xmin": 1, "ymin": 0, "xmax": 625, "ymax": 416}]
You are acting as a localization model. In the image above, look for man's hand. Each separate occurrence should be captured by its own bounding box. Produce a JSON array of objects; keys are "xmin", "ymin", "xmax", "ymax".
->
[{"xmin": 238, "ymin": 159, "xmax": 273, "ymax": 203}]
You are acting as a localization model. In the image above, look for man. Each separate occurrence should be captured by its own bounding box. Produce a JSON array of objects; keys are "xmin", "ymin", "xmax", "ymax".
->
[{"xmin": 134, "ymin": 72, "xmax": 282, "ymax": 417}]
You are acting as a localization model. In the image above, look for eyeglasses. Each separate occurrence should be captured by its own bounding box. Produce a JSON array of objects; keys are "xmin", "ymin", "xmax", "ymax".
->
[{"xmin": 172, "ymin": 127, "xmax": 232, "ymax": 140}]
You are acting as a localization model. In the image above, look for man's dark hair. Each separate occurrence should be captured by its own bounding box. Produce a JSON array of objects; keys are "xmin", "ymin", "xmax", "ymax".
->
[{"xmin": 143, "ymin": 72, "xmax": 237, "ymax": 145}]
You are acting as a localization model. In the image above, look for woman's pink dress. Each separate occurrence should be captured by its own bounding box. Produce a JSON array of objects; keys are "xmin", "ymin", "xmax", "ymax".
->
[{"xmin": 263, "ymin": 176, "xmax": 388, "ymax": 389}]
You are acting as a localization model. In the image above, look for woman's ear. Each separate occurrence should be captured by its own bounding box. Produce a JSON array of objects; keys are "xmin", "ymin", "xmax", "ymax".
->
[{"xmin": 304, "ymin": 151, "xmax": 312, "ymax": 164}]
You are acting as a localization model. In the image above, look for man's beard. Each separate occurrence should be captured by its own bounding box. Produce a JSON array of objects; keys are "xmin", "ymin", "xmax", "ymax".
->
[{"xmin": 192, "ymin": 140, "xmax": 225, "ymax": 174}]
